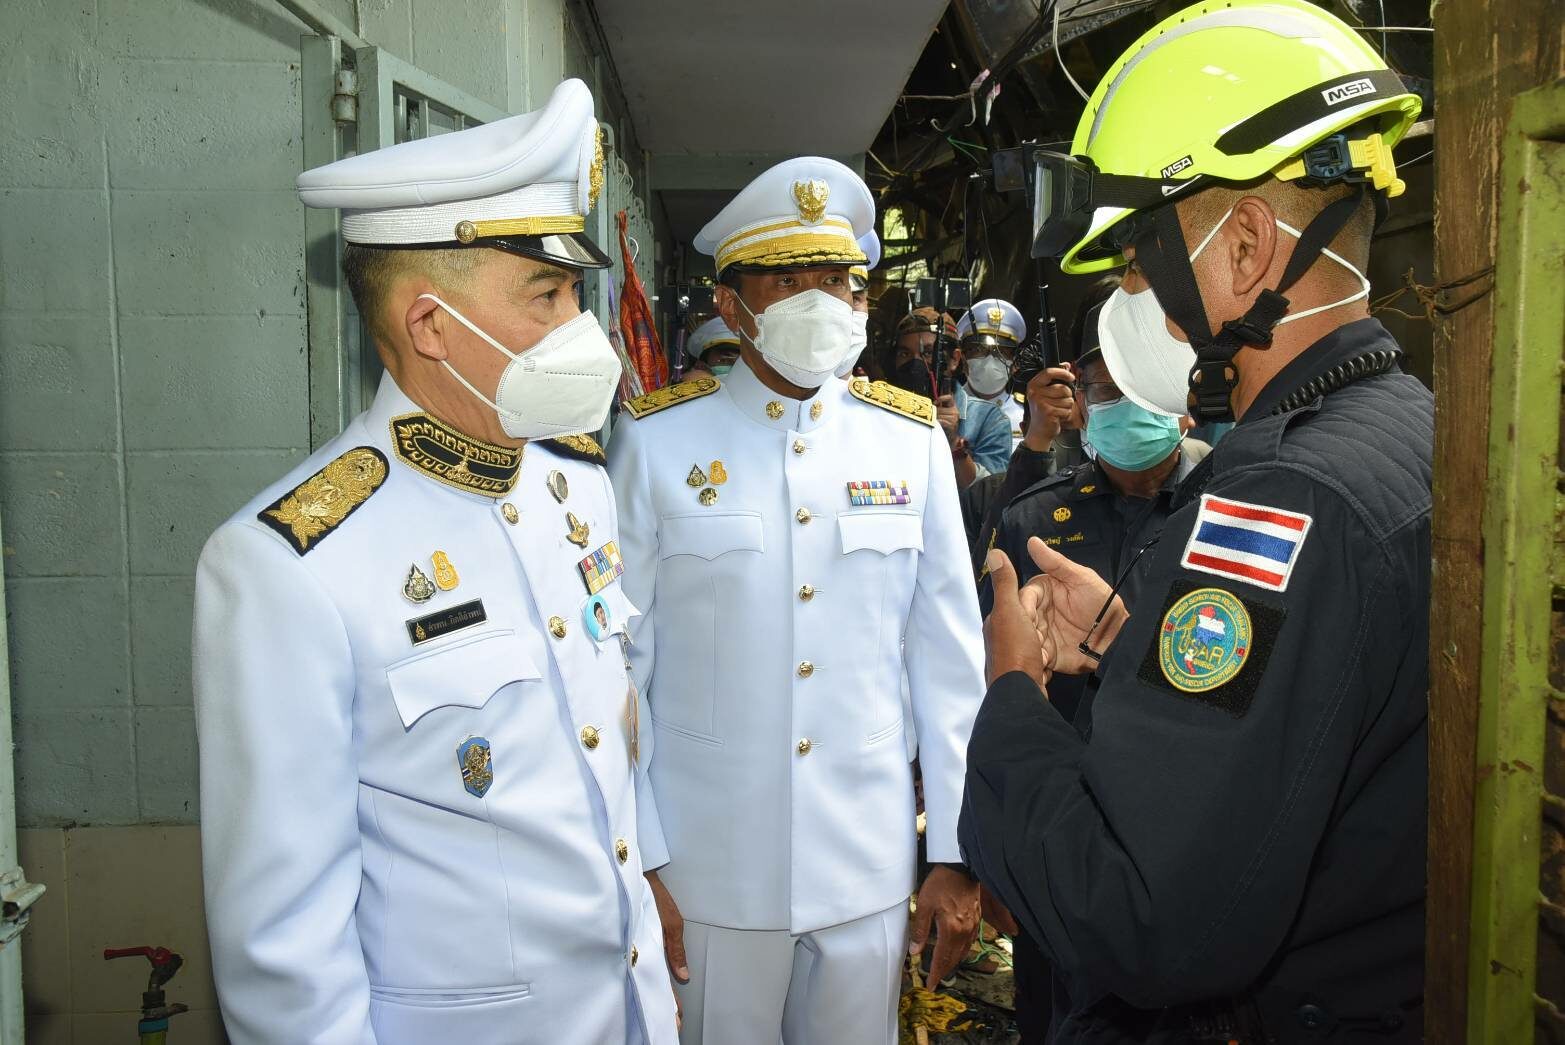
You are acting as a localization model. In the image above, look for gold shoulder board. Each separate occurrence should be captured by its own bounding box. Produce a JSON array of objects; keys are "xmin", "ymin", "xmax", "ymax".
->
[
  {"xmin": 258, "ymin": 446, "xmax": 388, "ymax": 555},
  {"xmin": 544, "ymin": 434, "xmax": 606, "ymax": 464},
  {"xmin": 848, "ymin": 378, "xmax": 936, "ymax": 426},
  {"xmin": 622, "ymin": 377, "xmax": 721, "ymax": 420}
]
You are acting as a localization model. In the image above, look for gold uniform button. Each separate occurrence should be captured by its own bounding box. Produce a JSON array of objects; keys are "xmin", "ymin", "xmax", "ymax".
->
[
  {"xmin": 793, "ymin": 440, "xmax": 807, "ymax": 455},
  {"xmin": 797, "ymin": 661, "xmax": 814, "ymax": 678},
  {"xmin": 549, "ymin": 616, "xmax": 567, "ymax": 639},
  {"xmin": 580, "ymin": 726, "xmax": 601, "ymax": 750},
  {"xmin": 501, "ymin": 502, "xmax": 519, "ymax": 524},
  {"xmin": 631, "ymin": 946, "xmax": 639, "ymax": 966},
  {"xmin": 795, "ymin": 508, "xmax": 812, "ymax": 524},
  {"xmin": 798, "ymin": 585, "xmax": 815, "ymax": 601},
  {"xmin": 797, "ymin": 738, "xmax": 813, "ymax": 756},
  {"xmin": 615, "ymin": 838, "xmax": 630, "ymax": 864}
]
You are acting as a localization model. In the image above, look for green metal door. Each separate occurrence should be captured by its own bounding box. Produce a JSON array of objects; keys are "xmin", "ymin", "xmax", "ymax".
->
[{"xmin": 1466, "ymin": 77, "xmax": 1565, "ymax": 1044}]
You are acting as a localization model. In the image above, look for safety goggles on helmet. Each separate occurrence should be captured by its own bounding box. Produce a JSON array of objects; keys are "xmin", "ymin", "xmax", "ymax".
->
[{"xmin": 1030, "ymin": 151, "xmax": 1197, "ymax": 260}]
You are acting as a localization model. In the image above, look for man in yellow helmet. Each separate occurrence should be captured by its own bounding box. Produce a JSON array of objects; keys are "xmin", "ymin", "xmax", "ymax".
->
[{"xmin": 960, "ymin": 2, "xmax": 1431, "ymax": 1040}]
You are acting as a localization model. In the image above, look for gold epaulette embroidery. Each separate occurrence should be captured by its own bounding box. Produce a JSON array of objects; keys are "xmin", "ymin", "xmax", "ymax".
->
[
  {"xmin": 622, "ymin": 377, "xmax": 720, "ymax": 420},
  {"xmin": 259, "ymin": 446, "xmax": 388, "ymax": 555},
  {"xmin": 545, "ymin": 434, "xmax": 606, "ymax": 464},
  {"xmin": 848, "ymin": 378, "xmax": 936, "ymax": 426}
]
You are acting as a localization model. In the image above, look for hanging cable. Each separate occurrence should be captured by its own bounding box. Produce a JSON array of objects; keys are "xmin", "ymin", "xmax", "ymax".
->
[{"xmin": 1052, "ymin": 0, "xmax": 1092, "ymax": 102}]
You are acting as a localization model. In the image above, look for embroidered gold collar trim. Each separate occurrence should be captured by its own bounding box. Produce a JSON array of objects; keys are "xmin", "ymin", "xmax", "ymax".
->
[{"xmin": 390, "ymin": 412, "xmax": 523, "ymax": 496}]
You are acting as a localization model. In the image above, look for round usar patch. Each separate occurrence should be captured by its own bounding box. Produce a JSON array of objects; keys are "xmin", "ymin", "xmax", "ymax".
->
[{"xmin": 1158, "ymin": 587, "xmax": 1252, "ymax": 693}]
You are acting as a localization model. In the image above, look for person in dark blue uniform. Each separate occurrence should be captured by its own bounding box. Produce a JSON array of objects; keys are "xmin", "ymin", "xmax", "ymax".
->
[
  {"xmin": 958, "ymin": 2, "xmax": 1430, "ymax": 1041},
  {"xmin": 980, "ymin": 340, "xmax": 1208, "ymax": 735},
  {"xmin": 978, "ymin": 337, "xmax": 1206, "ymax": 1043}
]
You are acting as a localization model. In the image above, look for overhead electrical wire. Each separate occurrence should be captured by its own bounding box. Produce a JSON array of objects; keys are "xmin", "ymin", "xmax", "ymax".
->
[{"xmin": 1053, "ymin": 0, "xmax": 1092, "ymax": 101}]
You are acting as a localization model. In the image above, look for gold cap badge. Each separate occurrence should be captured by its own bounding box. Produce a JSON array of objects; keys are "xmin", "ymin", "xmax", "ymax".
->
[
  {"xmin": 588, "ymin": 125, "xmax": 605, "ymax": 211},
  {"xmin": 792, "ymin": 179, "xmax": 829, "ymax": 225}
]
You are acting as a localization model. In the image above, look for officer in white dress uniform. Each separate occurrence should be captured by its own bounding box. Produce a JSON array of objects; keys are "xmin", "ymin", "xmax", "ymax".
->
[
  {"xmin": 842, "ymin": 231, "xmax": 879, "ymax": 378},
  {"xmin": 683, "ymin": 314, "xmax": 742, "ymax": 378},
  {"xmin": 848, "ymin": 229, "xmax": 880, "ymax": 307},
  {"xmin": 606, "ymin": 157, "xmax": 987, "ymax": 1045},
  {"xmin": 956, "ymin": 298, "xmax": 1028, "ymax": 451},
  {"xmin": 194, "ymin": 79, "xmax": 677, "ymax": 1045}
]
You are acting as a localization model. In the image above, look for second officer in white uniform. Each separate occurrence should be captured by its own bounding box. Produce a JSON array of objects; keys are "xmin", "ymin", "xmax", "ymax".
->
[
  {"xmin": 607, "ymin": 157, "xmax": 987, "ymax": 1044},
  {"xmin": 194, "ymin": 80, "xmax": 677, "ymax": 1045},
  {"xmin": 956, "ymin": 298, "xmax": 1029, "ymax": 451}
]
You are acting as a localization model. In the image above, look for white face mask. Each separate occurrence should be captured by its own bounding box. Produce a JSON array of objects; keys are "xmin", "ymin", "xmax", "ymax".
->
[
  {"xmin": 1097, "ymin": 206, "xmax": 1371, "ymax": 417},
  {"xmin": 965, "ymin": 355, "xmax": 1010, "ymax": 398},
  {"xmin": 419, "ymin": 294, "xmax": 621, "ymax": 440},
  {"xmin": 835, "ymin": 310, "xmax": 870, "ymax": 378},
  {"xmin": 737, "ymin": 288, "xmax": 854, "ymax": 389}
]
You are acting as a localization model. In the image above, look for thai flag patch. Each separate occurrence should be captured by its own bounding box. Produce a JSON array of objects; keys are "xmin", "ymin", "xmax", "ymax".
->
[{"xmin": 1180, "ymin": 494, "xmax": 1312, "ymax": 593}]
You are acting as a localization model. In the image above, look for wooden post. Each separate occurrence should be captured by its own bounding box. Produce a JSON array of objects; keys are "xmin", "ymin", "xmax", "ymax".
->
[{"xmin": 1427, "ymin": 5, "xmax": 1564, "ymax": 1041}]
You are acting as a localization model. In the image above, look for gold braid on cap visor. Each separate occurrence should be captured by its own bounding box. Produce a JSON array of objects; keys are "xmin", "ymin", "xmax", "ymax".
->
[
  {"xmin": 717, "ymin": 218, "xmax": 867, "ymax": 271},
  {"xmin": 455, "ymin": 215, "xmax": 587, "ymax": 242}
]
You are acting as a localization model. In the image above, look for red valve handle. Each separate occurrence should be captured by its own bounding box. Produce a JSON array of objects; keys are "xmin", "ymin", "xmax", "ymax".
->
[{"xmin": 103, "ymin": 946, "xmax": 175, "ymax": 966}]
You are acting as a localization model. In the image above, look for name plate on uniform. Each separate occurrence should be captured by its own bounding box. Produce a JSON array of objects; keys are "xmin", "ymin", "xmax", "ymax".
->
[
  {"xmin": 578, "ymin": 541, "xmax": 625, "ymax": 595},
  {"xmin": 846, "ymin": 480, "xmax": 911, "ymax": 507},
  {"xmin": 406, "ymin": 599, "xmax": 487, "ymax": 645}
]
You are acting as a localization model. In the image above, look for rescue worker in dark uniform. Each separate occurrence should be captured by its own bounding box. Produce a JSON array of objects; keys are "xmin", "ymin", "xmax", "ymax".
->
[
  {"xmin": 979, "ymin": 337, "xmax": 1206, "ymax": 1043},
  {"xmin": 959, "ymin": 1, "xmax": 1430, "ymax": 1041},
  {"xmin": 964, "ymin": 277, "xmax": 1120, "ymax": 573},
  {"xmin": 980, "ymin": 339, "xmax": 1209, "ymax": 731}
]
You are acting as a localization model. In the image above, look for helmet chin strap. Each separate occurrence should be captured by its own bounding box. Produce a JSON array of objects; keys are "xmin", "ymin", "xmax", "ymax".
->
[{"xmin": 1132, "ymin": 184, "xmax": 1367, "ymax": 423}]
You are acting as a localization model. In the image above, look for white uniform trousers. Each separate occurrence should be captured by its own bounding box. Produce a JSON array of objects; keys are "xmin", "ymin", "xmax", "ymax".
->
[{"xmin": 675, "ymin": 903, "xmax": 906, "ymax": 1045}]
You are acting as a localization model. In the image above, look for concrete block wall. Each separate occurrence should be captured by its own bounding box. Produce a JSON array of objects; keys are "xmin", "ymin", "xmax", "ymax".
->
[{"xmin": 0, "ymin": 1, "xmax": 651, "ymax": 1038}]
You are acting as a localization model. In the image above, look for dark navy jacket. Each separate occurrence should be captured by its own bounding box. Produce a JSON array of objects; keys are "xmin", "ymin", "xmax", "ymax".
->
[
  {"xmin": 960, "ymin": 319, "xmax": 1431, "ymax": 1042},
  {"xmin": 978, "ymin": 445, "xmax": 1204, "ymax": 728}
]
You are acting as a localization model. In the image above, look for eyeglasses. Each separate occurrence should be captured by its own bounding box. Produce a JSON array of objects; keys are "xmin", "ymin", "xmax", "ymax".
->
[
  {"xmin": 962, "ymin": 342, "xmax": 1016, "ymax": 362},
  {"xmin": 1074, "ymin": 381, "xmax": 1123, "ymax": 405}
]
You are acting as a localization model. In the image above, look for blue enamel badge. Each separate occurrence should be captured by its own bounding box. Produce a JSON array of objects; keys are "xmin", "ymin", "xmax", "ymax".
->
[
  {"xmin": 1157, "ymin": 587, "xmax": 1252, "ymax": 693},
  {"xmin": 457, "ymin": 737, "xmax": 493, "ymax": 798}
]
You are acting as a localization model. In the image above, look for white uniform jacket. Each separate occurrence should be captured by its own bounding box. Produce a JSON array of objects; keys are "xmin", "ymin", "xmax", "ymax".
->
[
  {"xmin": 998, "ymin": 392, "xmax": 1025, "ymax": 452},
  {"xmin": 194, "ymin": 374, "xmax": 677, "ymax": 1045},
  {"xmin": 606, "ymin": 360, "xmax": 986, "ymax": 934}
]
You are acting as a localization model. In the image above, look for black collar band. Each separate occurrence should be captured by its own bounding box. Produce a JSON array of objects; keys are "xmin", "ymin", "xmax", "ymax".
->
[{"xmin": 389, "ymin": 412, "xmax": 523, "ymax": 496}]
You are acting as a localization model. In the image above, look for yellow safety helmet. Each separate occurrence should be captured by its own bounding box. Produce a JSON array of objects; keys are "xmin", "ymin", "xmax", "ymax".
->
[{"xmin": 1029, "ymin": 0, "xmax": 1422, "ymax": 273}]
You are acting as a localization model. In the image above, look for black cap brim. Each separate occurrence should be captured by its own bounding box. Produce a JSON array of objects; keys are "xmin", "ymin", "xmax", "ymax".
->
[
  {"xmin": 487, "ymin": 231, "xmax": 613, "ymax": 270},
  {"xmin": 960, "ymin": 334, "xmax": 1019, "ymax": 352}
]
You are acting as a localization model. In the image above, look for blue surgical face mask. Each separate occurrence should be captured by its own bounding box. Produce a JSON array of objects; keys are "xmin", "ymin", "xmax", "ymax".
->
[
  {"xmin": 1084, "ymin": 398, "xmax": 1183, "ymax": 471},
  {"xmin": 1191, "ymin": 419, "xmax": 1234, "ymax": 446},
  {"xmin": 709, "ymin": 364, "xmax": 733, "ymax": 377}
]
